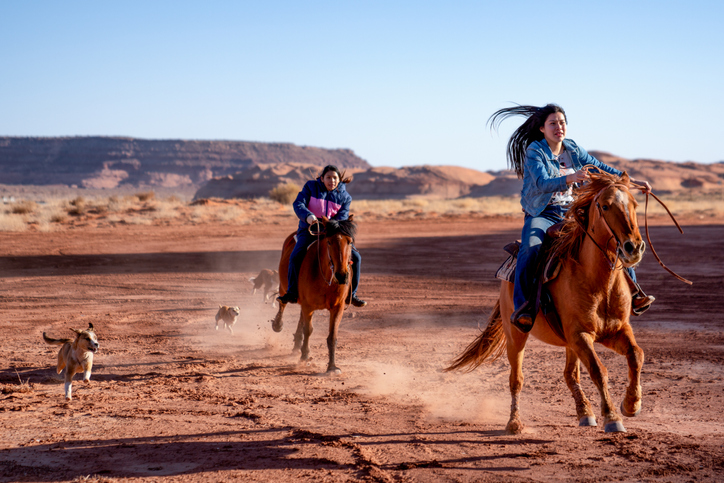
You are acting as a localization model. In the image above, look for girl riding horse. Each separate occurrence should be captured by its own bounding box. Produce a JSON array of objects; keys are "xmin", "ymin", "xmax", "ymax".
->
[
  {"xmin": 276, "ymin": 164, "xmax": 367, "ymax": 308},
  {"xmin": 488, "ymin": 104, "xmax": 655, "ymax": 333}
]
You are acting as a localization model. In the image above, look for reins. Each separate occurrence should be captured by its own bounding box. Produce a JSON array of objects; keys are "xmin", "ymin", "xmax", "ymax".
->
[
  {"xmin": 573, "ymin": 168, "xmax": 692, "ymax": 285},
  {"xmin": 642, "ymin": 191, "xmax": 692, "ymax": 285},
  {"xmin": 309, "ymin": 221, "xmax": 335, "ymax": 286}
]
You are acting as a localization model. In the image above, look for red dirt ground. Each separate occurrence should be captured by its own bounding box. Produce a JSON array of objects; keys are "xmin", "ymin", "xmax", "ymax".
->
[{"xmin": 1, "ymin": 212, "xmax": 723, "ymax": 482}]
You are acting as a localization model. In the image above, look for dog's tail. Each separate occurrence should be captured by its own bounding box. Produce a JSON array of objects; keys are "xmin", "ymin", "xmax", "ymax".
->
[{"xmin": 43, "ymin": 332, "xmax": 71, "ymax": 345}]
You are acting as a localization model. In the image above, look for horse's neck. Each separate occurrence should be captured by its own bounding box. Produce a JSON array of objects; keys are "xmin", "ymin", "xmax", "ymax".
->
[{"xmin": 577, "ymin": 223, "xmax": 628, "ymax": 293}]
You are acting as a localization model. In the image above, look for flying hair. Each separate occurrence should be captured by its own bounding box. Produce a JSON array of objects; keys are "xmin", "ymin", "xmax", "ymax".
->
[{"xmin": 487, "ymin": 104, "xmax": 567, "ymax": 178}]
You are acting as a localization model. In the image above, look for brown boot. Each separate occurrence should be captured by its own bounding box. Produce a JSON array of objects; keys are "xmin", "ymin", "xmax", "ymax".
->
[
  {"xmin": 632, "ymin": 293, "xmax": 655, "ymax": 316},
  {"xmin": 511, "ymin": 302, "xmax": 534, "ymax": 333}
]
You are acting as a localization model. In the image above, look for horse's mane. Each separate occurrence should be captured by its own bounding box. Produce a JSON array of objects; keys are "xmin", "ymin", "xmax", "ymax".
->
[
  {"xmin": 325, "ymin": 219, "xmax": 357, "ymax": 240},
  {"xmin": 551, "ymin": 170, "xmax": 631, "ymax": 262}
]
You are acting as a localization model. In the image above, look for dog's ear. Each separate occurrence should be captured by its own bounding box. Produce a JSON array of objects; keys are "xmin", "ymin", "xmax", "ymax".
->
[{"xmin": 87, "ymin": 323, "xmax": 94, "ymax": 332}]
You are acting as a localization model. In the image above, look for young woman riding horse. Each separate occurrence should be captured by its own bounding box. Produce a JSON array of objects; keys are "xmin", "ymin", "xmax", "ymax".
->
[
  {"xmin": 488, "ymin": 104, "xmax": 654, "ymax": 333},
  {"xmin": 448, "ymin": 169, "xmax": 648, "ymax": 433},
  {"xmin": 276, "ymin": 164, "xmax": 366, "ymax": 308}
]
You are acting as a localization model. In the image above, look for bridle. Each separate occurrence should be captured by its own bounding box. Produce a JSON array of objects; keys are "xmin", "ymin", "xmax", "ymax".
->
[
  {"xmin": 575, "ymin": 183, "xmax": 631, "ymax": 271},
  {"xmin": 309, "ymin": 220, "xmax": 335, "ymax": 286},
  {"xmin": 574, "ymin": 168, "xmax": 692, "ymax": 285}
]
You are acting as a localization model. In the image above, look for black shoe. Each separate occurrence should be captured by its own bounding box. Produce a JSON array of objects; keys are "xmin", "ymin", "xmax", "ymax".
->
[
  {"xmin": 632, "ymin": 294, "xmax": 655, "ymax": 316},
  {"xmin": 511, "ymin": 302, "xmax": 534, "ymax": 333},
  {"xmin": 276, "ymin": 292, "xmax": 297, "ymax": 305},
  {"xmin": 350, "ymin": 295, "xmax": 367, "ymax": 307}
]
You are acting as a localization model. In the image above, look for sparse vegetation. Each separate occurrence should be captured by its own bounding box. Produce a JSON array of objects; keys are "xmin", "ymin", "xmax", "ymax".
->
[
  {"xmin": 269, "ymin": 182, "xmax": 301, "ymax": 205},
  {"xmin": 136, "ymin": 191, "xmax": 155, "ymax": 202},
  {"xmin": 10, "ymin": 200, "xmax": 37, "ymax": 214},
  {"xmin": 0, "ymin": 191, "xmax": 722, "ymax": 232},
  {"xmin": 68, "ymin": 196, "xmax": 87, "ymax": 216},
  {"xmin": 1, "ymin": 369, "xmax": 33, "ymax": 394}
]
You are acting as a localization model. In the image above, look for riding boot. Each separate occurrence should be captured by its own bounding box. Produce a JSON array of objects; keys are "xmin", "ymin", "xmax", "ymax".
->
[
  {"xmin": 276, "ymin": 291, "xmax": 298, "ymax": 305},
  {"xmin": 511, "ymin": 301, "xmax": 534, "ymax": 333},
  {"xmin": 631, "ymin": 285, "xmax": 655, "ymax": 316},
  {"xmin": 624, "ymin": 271, "xmax": 655, "ymax": 316}
]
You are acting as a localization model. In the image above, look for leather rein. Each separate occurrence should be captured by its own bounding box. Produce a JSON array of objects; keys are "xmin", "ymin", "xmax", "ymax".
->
[
  {"xmin": 576, "ymin": 176, "xmax": 692, "ymax": 285},
  {"xmin": 309, "ymin": 221, "xmax": 335, "ymax": 286}
]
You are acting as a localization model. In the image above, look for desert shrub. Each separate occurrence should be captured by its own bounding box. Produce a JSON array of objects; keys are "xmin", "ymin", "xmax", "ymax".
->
[
  {"xmin": 68, "ymin": 196, "xmax": 86, "ymax": 216},
  {"xmin": 136, "ymin": 191, "xmax": 155, "ymax": 202},
  {"xmin": 0, "ymin": 212, "xmax": 27, "ymax": 232},
  {"xmin": 10, "ymin": 200, "xmax": 38, "ymax": 214},
  {"xmin": 269, "ymin": 183, "xmax": 300, "ymax": 205}
]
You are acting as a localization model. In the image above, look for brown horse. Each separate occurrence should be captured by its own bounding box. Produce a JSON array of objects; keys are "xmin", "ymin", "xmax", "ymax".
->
[
  {"xmin": 447, "ymin": 171, "xmax": 645, "ymax": 434},
  {"xmin": 271, "ymin": 217, "xmax": 356, "ymax": 374}
]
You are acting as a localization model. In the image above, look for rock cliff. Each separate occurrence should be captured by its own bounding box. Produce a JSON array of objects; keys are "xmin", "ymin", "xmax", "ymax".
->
[{"xmin": 0, "ymin": 136, "xmax": 370, "ymax": 189}]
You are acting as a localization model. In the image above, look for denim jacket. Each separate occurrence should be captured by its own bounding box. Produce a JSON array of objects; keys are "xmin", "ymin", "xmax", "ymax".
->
[
  {"xmin": 521, "ymin": 138, "xmax": 622, "ymax": 217},
  {"xmin": 293, "ymin": 179, "xmax": 351, "ymax": 233}
]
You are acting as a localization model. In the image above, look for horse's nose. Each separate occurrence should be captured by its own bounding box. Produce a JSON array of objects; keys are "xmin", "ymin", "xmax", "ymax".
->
[
  {"xmin": 623, "ymin": 240, "xmax": 645, "ymax": 257},
  {"xmin": 335, "ymin": 272, "xmax": 348, "ymax": 285}
]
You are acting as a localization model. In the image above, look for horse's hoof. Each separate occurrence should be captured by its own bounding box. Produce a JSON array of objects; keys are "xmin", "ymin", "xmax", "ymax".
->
[
  {"xmin": 325, "ymin": 368, "xmax": 342, "ymax": 376},
  {"xmin": 604, "ymin": 421, "xmax": 626, "ymax": 433},
  {"xmin": 505, "ymin": 419, "xmax": 524, "ymax": 435},
  {"xmin": 620, "ymin": 401, "xmax": 641, "ymax": 418},
  {"xmin": 579, "ymin": 415, "xmax": 597, "ymax": 427}
]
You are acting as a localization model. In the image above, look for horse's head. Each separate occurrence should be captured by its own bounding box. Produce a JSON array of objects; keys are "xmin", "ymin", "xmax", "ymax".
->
[
  {"xmin": 321, "ymin": 218, "xmax": 357, "ymax": 285},
  {"xmin": 589, "ymin": 172, "xmax": 645, "ymax": 267}
]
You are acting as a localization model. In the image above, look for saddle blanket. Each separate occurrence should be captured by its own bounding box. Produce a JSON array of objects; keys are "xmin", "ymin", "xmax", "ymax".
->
[{"xmin": 495, "ymin": 241, "xmax": 519, "ymax": 283}]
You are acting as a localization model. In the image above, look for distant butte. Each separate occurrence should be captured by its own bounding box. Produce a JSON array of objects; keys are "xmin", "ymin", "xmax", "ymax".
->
[{"xmin": 0, "ymin": 137, "xmax": 722, "ymax": 200}]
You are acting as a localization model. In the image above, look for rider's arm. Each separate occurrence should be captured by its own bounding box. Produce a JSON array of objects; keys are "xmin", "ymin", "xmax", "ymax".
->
[{"xmin": 293, "ymin": 181, "xmax": 315, "ymax": 222}]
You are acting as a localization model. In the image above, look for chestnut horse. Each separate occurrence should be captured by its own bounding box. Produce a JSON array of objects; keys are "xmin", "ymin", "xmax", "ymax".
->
[
  {"xmin": 271, "ymin": 218, "xmax": 356, "ymax": 374},
  {"xmin": 447, "ymin": 171, "xmax": 646, "ymax": 433}
]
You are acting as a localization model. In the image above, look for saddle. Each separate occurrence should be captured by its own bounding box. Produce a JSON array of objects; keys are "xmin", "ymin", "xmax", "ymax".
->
[{"xmin": 495, "ymin": 222, "xmax": 566, "ymax": 341}]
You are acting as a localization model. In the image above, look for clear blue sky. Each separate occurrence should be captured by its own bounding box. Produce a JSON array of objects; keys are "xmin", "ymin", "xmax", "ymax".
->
[{"xmin": 1, "ymin": 1, "xmax": 722, "ymax": 171}]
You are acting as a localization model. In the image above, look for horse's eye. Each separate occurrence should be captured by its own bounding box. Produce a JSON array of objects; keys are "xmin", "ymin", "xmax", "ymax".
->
[{"xmin": 601, "ymin": 205, "xmax": 609, "ymax": 211}]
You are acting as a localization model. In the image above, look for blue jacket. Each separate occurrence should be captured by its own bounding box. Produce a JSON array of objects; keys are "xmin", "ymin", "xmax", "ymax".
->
[
  {"xmin": 293, "ymin": 179, "xmax": 351, "ymax": 233},
  {"xmin": 521, "ymin": 138, "xmax": 622, "ymax": 217}
]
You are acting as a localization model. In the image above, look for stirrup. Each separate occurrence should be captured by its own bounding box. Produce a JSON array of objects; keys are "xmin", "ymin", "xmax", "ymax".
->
[
  {"xmin": 511, "ymin": 302, "xmax": 534, "ymax": 333},
  {"xmin": 276, "ymin": 292, "xmax": 297, "ymax": 305},
  {"xmin": 632, "ymin": 294, "xmax": 655, "ymax": 316},
  {"xmin": 350, "ymin": 295, "xmax": 367, "ymax": 307}
]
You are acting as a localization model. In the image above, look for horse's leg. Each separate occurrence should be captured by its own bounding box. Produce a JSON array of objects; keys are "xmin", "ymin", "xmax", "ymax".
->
[
  {"xmin": 299, "ymin": 307, "xmax": 314, "ymax": 362},
  {"xmin": 292, "ymin": 316, "xmax": 304, "ymax": 353},
  {"xmin": 604, "ymin": 327, "xmax": 644, "ymax": 418},
  {"xmin": 564, "ymin": 347, "xmax": 597, "ymax": 426},
  {"xmin": 271, "ymin": 302, "xmax": 287, "ymax": 333},
  {"xmin": 505, "ymin": 328, "xmax": 529, "ymax": 434},
  {"xmin": 499, "ymin": 282, "xmax": 529, "ymax": 434},
  {"xmin": 325, "ymin": 305, "xmax": 345, "ymax": 374},
  {"xmin": 570, "ymin": 332, "xmax": 625, "ymax": 432}
]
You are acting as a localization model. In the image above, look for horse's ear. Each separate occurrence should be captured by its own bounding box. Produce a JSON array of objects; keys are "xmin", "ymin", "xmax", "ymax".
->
[
  {"xmin": 348, "ymin": 213, "xmax": 355, "ymax": 221},
  {"xmin": 620, "ymin": 171, "xmax": 630, "ymax": 185}
]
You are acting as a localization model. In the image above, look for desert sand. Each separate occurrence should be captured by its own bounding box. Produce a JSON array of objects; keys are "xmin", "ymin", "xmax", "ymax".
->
[{"xmin": 1, "ymin": 206, "xmax": 723, "ymax": 482}]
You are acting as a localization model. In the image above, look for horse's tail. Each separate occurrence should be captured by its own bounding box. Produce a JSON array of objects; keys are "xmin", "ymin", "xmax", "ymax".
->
[{"xmin": 444, "ymin": 300, "xmax": 506, "ymax": 373}]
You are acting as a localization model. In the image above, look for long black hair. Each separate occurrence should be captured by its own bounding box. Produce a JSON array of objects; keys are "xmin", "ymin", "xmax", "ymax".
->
[
  {"xmin": 315, "ymin": 164, "xmax": 352, "ymax": 184},
  {"xmin": 487, "ymin": 104, "xmax": 567, "ymax": 178}
]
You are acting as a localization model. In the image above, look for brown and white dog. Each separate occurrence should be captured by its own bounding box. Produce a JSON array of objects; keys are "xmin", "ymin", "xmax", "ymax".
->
[
  {"xmin": 43, "ymin": 323, "xmax": 99, "ymax": 401},
  {"xmin": 215, "ymin": 305, "xmax": 240, "ymax": 334},
  {"xmin": 249, "ymin": 269, "xmax": 280, "ymax": 306}
]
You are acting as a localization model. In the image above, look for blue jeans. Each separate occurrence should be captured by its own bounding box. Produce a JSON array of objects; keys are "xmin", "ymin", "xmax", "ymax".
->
[
  {"xmin": 513, "ymin": 204, "xmax": 637, "ymax": 312},
  {"xmin": 286, "ymin": 231, "xmax": 361, "ymax": 298}
]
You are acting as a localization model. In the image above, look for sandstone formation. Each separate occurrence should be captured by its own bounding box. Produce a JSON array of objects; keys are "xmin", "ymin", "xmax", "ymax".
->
[{"xmin": 0, "ymin": 136, "xmax": 370, "ymax": 189}]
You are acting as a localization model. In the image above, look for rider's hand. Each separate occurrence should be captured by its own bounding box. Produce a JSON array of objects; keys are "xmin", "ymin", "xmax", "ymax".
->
[
  {"xmin": 631, "ymin": 179, "xmax": 652, "ymax": 193},
  {"xmin": 306, "ymin": 214, "xmax": 317, "ymax": 225},
  {"xmin": 566, "ymin": 170, "xmax": 589, "ymax": 185}
]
